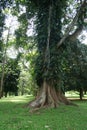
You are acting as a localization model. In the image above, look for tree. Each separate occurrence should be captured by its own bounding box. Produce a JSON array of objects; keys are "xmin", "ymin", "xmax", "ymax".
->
[
  {"xmin": 0, "ymin": 0, "xmax": 15, "ymax": 98},
  {"xmin": 0, "ymin": 2, "xmax": 5, "ymax": 98},
  {"xmin": 26, "ymin": 0, "xmax": 87, "ymax": 109},
  {"xmin": 63, "ymin": 41, "xmax": 87, "ymax": 100},
  {"xmin": 0, "ymin": 17, "xmax": 14, "ymax": 98},
  {"xmin": 2, "ymin": 0, "xmax": 86, "ymax": 108},
  {"xmin": 3, "ymin": 56, "xmax": 20, "ymax": 97},
  {"xmin": 14, "ymin": 3, "xmax": 37, "ymax": 96}
]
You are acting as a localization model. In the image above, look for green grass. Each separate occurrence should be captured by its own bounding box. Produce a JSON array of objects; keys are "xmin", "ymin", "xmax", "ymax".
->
[{"xmin": 0, "ymin": 96, "xmax": 87, "ymax": 130}]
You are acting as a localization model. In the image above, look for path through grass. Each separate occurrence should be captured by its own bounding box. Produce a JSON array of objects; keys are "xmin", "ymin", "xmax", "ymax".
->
[{"xmin": 0, "ymin": 95, "xmax": 87, "ymax": 130}]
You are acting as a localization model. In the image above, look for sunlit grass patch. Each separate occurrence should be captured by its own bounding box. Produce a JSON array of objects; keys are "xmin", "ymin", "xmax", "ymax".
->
[
  {"xmin": 66, "ymin": 91, "xmax": 87, "ymax": 100},
  {"xmin": 0, "ymin": 95, "xmax": 33, "ymax": 103},
  {"xmin": 0, "ymin": 95, "xmax": 87, "ymax": 130}
]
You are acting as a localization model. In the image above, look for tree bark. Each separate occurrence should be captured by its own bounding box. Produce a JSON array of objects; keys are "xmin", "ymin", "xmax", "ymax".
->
[
  {"xmin": 5, "ymin": 92, "xmax": 8, "ymax": 97},
  {"xmin": 68, "ymin": 26, "xmax": 83, "ymax": 42},
  {"xmin": 79, "ymin": 88, "xmax": 83, "ymax": 100},
  {"xmin": 0, "ymin": 53, "xmax": 6, "ymax": 98},
  {"xmin": 28, "ymin": 80, "xmax": 75, "ymax": 110},
  {"xmin": 84, "ymin": 90, "xmax": 86, "ymax": 95}
]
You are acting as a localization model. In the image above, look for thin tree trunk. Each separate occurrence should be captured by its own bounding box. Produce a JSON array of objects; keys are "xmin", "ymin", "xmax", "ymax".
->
[
  {"xmin": 0, "ymin": 62, "xmax": 5, "ymax": 98},
  {"xmin": 84, "ymin": 90, "xmax": 86, "ymax": 95},
  {"xmin": 5, "ymin": 92, "xmax": 8, "ymax": 97},
  {"xmin": 0, "ymin": 46, "xmax": 7, "ymax": 98},
  {"xmin": 79, "ymin": 88, "xmax": 83, "ymax": 100}
]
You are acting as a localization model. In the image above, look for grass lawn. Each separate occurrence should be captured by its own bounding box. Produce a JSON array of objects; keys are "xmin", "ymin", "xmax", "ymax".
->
[{"xmin": 0, "ymin": 95, "xmax": 87, "ymax": 130}]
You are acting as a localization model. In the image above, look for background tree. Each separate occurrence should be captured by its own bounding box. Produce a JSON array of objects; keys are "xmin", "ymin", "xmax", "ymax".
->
[
  {"xmin": 4, "ymin": 57, "xmax": 20, "ymax": 97},
  {"xmin": 0, "ymin": 18, "xmax": 15, "ymax": 98},
  {"xmin": 0, "ymin": 0, "xmax": 15, "ymax": 97},
  {"xmin": 62, "ymin": 41, "xmax": 87, "ymax": 100},
  {"xmin": 14, "ymin": 2, "xmax": 37, "ymax": 96}
]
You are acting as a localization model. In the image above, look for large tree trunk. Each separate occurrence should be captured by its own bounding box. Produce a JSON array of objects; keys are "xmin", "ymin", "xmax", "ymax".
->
[{"xmin": 28, "ymin": 80, "xmax": 74, "ymax": 109}]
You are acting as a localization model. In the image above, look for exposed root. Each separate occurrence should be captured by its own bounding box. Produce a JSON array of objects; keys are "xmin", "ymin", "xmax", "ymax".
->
[{"xmin": 28, "ymin": 81, "xmax": 77, "ymax": 111}]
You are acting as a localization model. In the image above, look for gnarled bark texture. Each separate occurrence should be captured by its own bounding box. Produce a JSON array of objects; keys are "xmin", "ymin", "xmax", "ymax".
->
[{"xmin": 28, "ymin": 80, "xmax": 74, "ymax": 109}]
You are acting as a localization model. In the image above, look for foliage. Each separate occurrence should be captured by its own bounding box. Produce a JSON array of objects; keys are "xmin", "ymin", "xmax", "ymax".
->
[
  {"xmin": 0, "ymin": 0, "xmax": 14, "ymax": 38},
  {"xmin": 3, "ymin": 58, "xmax": 20, "ymax": 96},
  {"xmin": 63, "ymin": 41, "xmax": 87, "ymax": 93},
  {"xmin": 0, "ymin": 12, "xmax": 5, "ymax": 39},
  {"xmin": 31, "ymin": 0, "xmax": 67, "ymax": 88},
  {"xmin": 13, "ymin": 0, "xmax": 87, "ymax": 99},
  {"xmin": 18, "ymin": 66, "xmax": 35, "ymax": 95},
  {"xmin": 0, "ymin": 0, "xmax": 87, "ymax": 99},
  {"xmin": 24, "ymin": 0, "xmax": 87, "ymax": 91}
]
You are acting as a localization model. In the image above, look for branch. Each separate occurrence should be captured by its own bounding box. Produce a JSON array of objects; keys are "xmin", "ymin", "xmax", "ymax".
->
[
  {"xmin": 57, "ymin": 0, "xmax": 87, "ymax": 48},
  {"xmin": 68, "ymin": 26, "xmax": 83, "ymax": 41},
  {"xmin": 44, "ymin": 5, "xmax": 52, "ymax": 69}
]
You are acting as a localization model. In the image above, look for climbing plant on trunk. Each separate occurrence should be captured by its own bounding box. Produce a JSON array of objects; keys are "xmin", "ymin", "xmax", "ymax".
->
[
  {"xmin": 15, "ymin": 0, "xmax": 87, "ymax": 109},
  {"xmin": 28, "ymin": 0, "xmax": 87, "ymax": 109}
]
